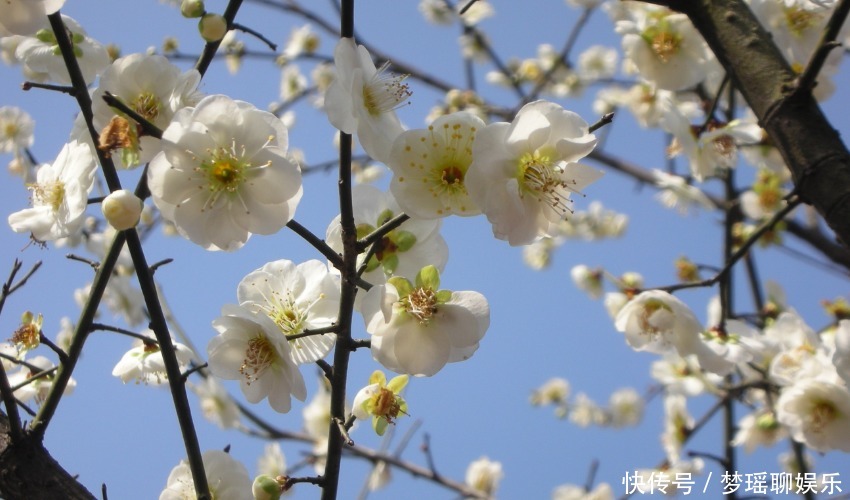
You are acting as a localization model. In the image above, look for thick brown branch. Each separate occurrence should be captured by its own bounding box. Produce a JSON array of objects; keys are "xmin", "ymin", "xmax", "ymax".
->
[{"xmin": 676, "ymin": 0, "xmax": 850, "ymax": 247}]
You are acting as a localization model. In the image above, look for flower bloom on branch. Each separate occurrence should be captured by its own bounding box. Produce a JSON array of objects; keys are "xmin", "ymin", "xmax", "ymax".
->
[
  {"xmin": 0, "ymin": 0, "xmax": 64, "ymax": 35},
  {"xmin": 324, "ymin": 37, "xmax": 409, "ymax": 163},
  {"xmin": 387, "ymin": 111, "xmax": 484, "ymax": 218},
  {"xmin": 236, "ymin": 259, "xmax": 340, "ymax": 365},
  {"xmin": 616, "ymin": 6, "xmax": 711, "ymax": 91},
  {"xmin": 8, "ymin": 140, "xmax": 96, "ymax": 242},
  {"xmin": 352, "ymin": 370, "xmax": 409, "ymax": 436},
  {"xmin": 326, "ymin": 184, "xmax": 448, "ymax": 290},
  {"xmin": 660, "ymin": 100, "xmax": 762, "ymax": 182},
  {"xmin": 189, "ymin": 377, "xmax": 241, "ymax": 429},
  {"xmin": 466, "ymin": 100, "xmax": 602, "ymax": 246},
  {"xmin": 0, "ymin": 106, "xmax": 35, "ymax": 156},
  {"xmin": 614, "ymin": 290, "xmax": 712, "ymax": 362},
  {"xmin": 111, "ymin": 331, "xmax": 194, "ymax": 385},
  {"xmin": 776, "ymin": 379, "xmax": 850, "ymax": 452},
  {"xmin": 361, "ymin": 265, "xmax": 489, "ymax": 376},
  {"xmin": 147, "ymin": 94, "xmax": 303, "ymax": 251},
  {"xmin": 85, "ymin": 53, "xmax": 203, "ymax": 169},
  {"xmin": 14, "ymin": 15, "xmax": 109, "ymax": 85},
  {"xmin": 465, "ymin": 456, "xmax": 503, "ymax": 498},
  {"xmin": 208, "ymin": 305, "xmax": 306, "ymax": 413},
  {"xmin": 8, "ymin": 355, "xmax": 75, "ymax": 404},
  {"xmin": 160, "ymin": 450, "xmax": 252, "ymax": 500}
]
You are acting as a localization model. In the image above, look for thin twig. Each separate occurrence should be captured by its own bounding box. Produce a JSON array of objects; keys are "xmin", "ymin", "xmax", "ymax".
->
[
  {"xmin": 232, "ymin": 22, "xmax": 278, "ymax": 51},
  {"xmin": 101, "ymin": 92, "xmax": 164, "ymax": 139},
  {"xmin": 796, "ymin": 0, "xmax": 850, "ymax": 92}
]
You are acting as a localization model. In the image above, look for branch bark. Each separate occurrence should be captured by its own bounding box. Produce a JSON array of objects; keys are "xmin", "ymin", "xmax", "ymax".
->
[
  {"xmin": 0, "ymin": 413, "xmax": 95, "ymax": 500},
  {"xmin": 676, "ymin": 0, "xmax": 850, "ymax": 247}
]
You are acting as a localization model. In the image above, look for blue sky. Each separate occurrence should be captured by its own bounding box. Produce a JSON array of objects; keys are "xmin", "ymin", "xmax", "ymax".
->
[{"xmin": 1, "ymin": 0, "xmax": 850, "ymax": 498}]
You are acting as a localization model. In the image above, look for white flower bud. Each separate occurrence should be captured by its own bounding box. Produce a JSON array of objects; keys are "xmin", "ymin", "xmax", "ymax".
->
[
  {"xmin": 101, "ymin": 189, "xmax": 143, "ymax": 231},
  {"xmin": 198, "ymin": 13, "xmax": 228, "ymax": 42}
]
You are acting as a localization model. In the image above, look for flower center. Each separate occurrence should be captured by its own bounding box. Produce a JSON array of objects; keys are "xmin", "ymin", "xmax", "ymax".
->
[
  {"xmin": 197, "ymin": 141, "xmax": 256, "ymax": 206},
  {"xmin": 518, "ymin": 151, "xmax": 576, "ymax": 216},
  {"xmin": 373, "ymin": 387, "xmax": 403, "ymax": 422},
  {"xmin": 240, "ymin": 336, "xmax": 275, "ymax": 384},
  {"xmin": 4, "ymin": 123, "xmax": 19, "ymax": 138},
  {"xmin": 29, "ymin": 180, "xmax": 65, "ymax": 212},
  {"xmin": 809, "ymin": 400, "xmax": 837, "ymax": 433},
  {"xmin": 403, "ymin": 287, "xmax": 438, "ymax": 324},
  {"xmin": 132, "ymin": 91, "xmax": 161, "ymax": 123},
  {"xmin": 650, "ymin": 31, "xmax": 681, "ymax": 63},
  {"xmin": 363, "ymin": 62, "xmax": 412, "ymax": 117},
  {"xmin": 785, "ymin": 7, "xmax": 819, "ymax": 37},
  {"xmin": 441, "ymin": 165, "xmax": 464, "ymax": 186}
]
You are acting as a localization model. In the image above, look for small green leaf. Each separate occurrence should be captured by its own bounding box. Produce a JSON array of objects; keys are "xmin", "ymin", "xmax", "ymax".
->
[{"xmin": 436, "ymin": 290, "xmax": 453, "ymax": 303}]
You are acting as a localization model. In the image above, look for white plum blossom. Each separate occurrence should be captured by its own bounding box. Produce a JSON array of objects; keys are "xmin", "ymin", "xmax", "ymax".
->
[
  {"xmin": 661, "ymin": 393, "xmax": 693, "ymax": 461},
  {"xmin": 279, "ymin": 64, "xmax": 307, "ymax": 102},
  {"xmin": 8, "ymin": 355, "xmax": 75, "ymax": 404},
  {"xmin": 326, "ymin": 184, "xmax": 448, "ymax": 290},
  {"xmin": 15, "ymin": 15, "xmax": 109, "ymax": 85},
  {"xmin": 282, "ymin": 24, "xmax": 319, "ymax": 61},
  {"xmin": 577, "ymin": 45, "xmax": 618, "ymax": 81},
  {"xmin": 465, "ymin": 456, "xmax": 503, "ymax": 498},
  {"xmin": 85, "ymin": 53, "xmax": 203, "ymax": 169},
  {"xmin": 570, "ymin": 265, "xmax": 603, "ymax": 299},
  {"xmin": 325, "ymin": 38, "xmax": 410, "ymax": 163},
  {"xmin": 652, "ymin": 169, "xmax": 715, "ymax": 215},
  {"xmin": 833, "ymin": 319, "xmax": 850, "ymax": 387},
  {"xmin": 189, "ymin": 377, "xmax": 241, "ymax": 429},
  {"xmin": 616, "ymin": 7, "xmax": 711, "ymax": 91},
  {"xmin": 530, "ymin": 377, "xmax": 570, "ymax": 410},
  {"xmin": 147, "ymin": 94, "xmax": 303, "ymax": 251},
  {"xmin": 388, "ymin": 111, "xmax": 484, "ymax": 218},
  {"xmin": 8, "ymin": 140, "xmax": 96, "ymax": 242},
  {"xmin": 111, "ymin": 331, "xmax": 194, "ymax": 385},
  {"xmin": 660, "ymin": 100, "xmax": 762, "ymax": 181},
  {"xmin": 159, "ymin": 450, "xmax": 252, "ymax": 500},
  {"xmin": 569, "ymin": 392, "xmax": 605, "ymax": 427},
  {"xmin": 0, "ymin": 0, "xmax": 64, "ymax": 35},
  {"xmin": 208, "ymin": 305, "xmax": 307, "ymax": 413},
  {"xmin": 0, "ymin": 106, "xmax": 35, "ymax": 155},
  {"xmin": 608, "ymin": 387, "xmax": 644, "ymax": 427},
  {"xmin": 418, "ymin": 0, "xmax": 454, "ymax": 25},
  {"xmin": 651, "ymin": 354, "xmax": 721, "ymax": 396},
  {"xmin": 361, "ymin": 266, "xmax": 489, "ymax": 377},
  {"xmin": 732, "ymin": 409, "xmax": 787, "ymax": 453},
  {"xmin": 257, "ymin": 442, "xmax": 287, "ymax": 479},
  {"xmin": 466, "ymin": 100, "xmax": 602, "ymax": 245},
  {"xmin": 776, "ymin": 379, "xmax": 850, "ymax": 452},
  {"xmin": 303, "ymin": 379, "xmax": 334, "ymax": 439},
  {"xmin": 236, "ymin": 259, "xmax": 340, "ymax": 365},
  {"xmin": 614, "ymin": 290, "xmax": 701, "ymax": 355},
  {"xmin": 351, "ymin": 370, "xmax": 409, "ymax": 435}
]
